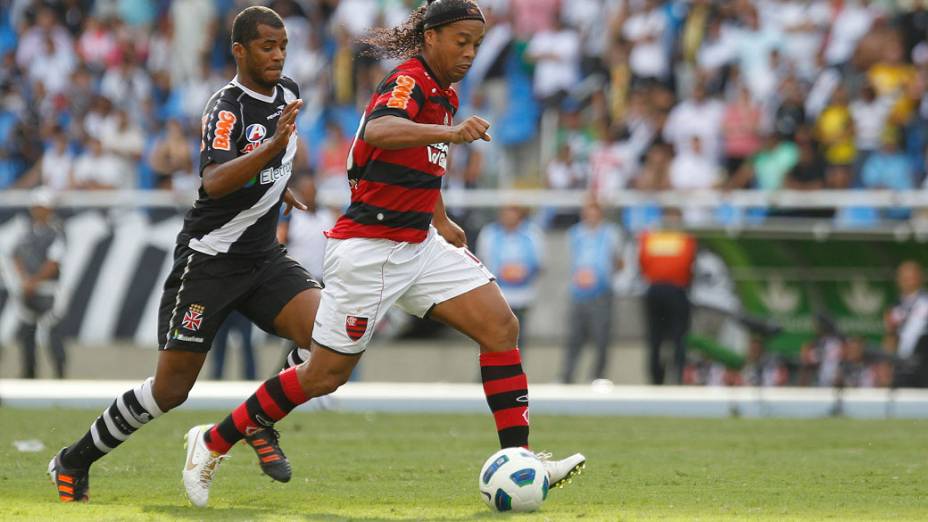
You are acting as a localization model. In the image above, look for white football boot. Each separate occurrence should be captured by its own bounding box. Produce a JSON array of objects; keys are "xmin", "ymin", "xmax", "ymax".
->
[
  {"xmin": 183, "ymin": 424, "xmax": 227, "ymax": 507},
  {"xmin": 537, "ymin": 452, "xmax": 586, "ymax": 488}
]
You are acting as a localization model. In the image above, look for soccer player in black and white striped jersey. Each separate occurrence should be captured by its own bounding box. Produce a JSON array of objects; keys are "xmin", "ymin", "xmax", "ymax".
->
[{"xmin": 47, "ymin": 6, "xmax": 320, "ymax": 503}]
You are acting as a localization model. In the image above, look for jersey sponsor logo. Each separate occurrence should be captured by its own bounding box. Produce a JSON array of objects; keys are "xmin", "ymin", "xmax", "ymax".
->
[
  {"xmin": 246, "ymin": 123, "xmax": 267, "ymax": 143},
  {"xmin": 212, "ymin": 110, "xmax": 237, "ymax": 151},
  {"xmin": 182, "ymin": 304, "xmax": 205, "ymax": 331},
  {"xmin": 345, "ymin": 315, "xmax": 368, "ymax": 341},
  {"xmin": 427, "ymin": 142, "xmax": 449, "ymax": 169},
  {"xmin": 173, "ymin": 331, "xmax": 205, "ymax": 343},
  {"xmin": 259, "ymin": 161, "xmax": 292, "ymax": 185},
  {"xmin": 267, "ymin": 104, "xmax": 285, "ymax": 120},
  {"xmin": 242, "ymin": 124, "xmax": 268, "ymax": 154},
  {"xmin": 387, "ymin": 75, "xmax": 416, "ymax": 109}
]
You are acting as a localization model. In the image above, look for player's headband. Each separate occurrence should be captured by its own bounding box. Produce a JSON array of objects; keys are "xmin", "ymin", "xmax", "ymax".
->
[{"xmin": 422, "ymin": 0, "xmax": 485, "ymax": 31}]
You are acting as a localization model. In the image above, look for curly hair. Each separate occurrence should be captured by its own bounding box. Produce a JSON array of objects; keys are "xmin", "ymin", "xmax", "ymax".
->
[{"xmin": 359, "ymin": 0, "xmax": 483, "ymax": 60}]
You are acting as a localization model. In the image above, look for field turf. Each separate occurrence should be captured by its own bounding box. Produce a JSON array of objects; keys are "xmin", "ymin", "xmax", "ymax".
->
[{"xmin": 0, "ymin": 408, "xmax": 926, "ymax": 521}]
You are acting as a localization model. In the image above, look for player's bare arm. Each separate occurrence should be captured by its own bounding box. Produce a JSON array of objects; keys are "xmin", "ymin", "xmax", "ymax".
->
[
  {"xmin": 364, "ymin": 114, "xmax": 491, "ymax": 150},
  {"xmin": 202, "ymin": 99, "xmax": 302, "ymax": 198}
]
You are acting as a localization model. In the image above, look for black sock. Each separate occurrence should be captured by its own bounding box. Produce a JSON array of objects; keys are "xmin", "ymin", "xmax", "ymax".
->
[{"xmin": 61, "ymin": 377, "xmax": 164, "ymax": 469}]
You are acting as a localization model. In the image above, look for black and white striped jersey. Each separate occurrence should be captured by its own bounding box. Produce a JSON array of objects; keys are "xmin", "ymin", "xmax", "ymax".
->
[{"xmin": 177, "ymin": 75, "xmax": 300, "ymax": 257}]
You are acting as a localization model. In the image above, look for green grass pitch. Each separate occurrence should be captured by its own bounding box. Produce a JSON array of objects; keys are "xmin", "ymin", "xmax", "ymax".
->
[{"xmin": 0, "ymin": 408, "xmax": 926, "ymax": 521}]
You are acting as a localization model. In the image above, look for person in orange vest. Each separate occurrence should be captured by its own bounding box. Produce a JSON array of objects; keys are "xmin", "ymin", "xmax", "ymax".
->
[{"xmin": 638, "ymin": 208, "xmax": 697, "ymax": 384}]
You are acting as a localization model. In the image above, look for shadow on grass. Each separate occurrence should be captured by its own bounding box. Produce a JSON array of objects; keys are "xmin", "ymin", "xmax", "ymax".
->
[{"xmin": 142, "ymin": 504, "xmax": 503, "ymax": 521}]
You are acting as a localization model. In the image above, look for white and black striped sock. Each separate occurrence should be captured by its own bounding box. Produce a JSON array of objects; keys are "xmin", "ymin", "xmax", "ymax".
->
[
  {"xmin": 62, "ymin": 377, "xmax": 164, "ymax": 469},
  {"xmin": 284, "ymin": 346, "xmax": 311, "ymax": 370}
]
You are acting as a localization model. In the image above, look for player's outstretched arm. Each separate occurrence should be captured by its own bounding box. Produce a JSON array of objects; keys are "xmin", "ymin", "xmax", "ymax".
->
[
  {"xmin": 364, "ymin": 115, "xmax": 491, "ymax": 150},
  {"xmin": 202, "ymin": 99, "xmax": 303, "ymax": 198}
]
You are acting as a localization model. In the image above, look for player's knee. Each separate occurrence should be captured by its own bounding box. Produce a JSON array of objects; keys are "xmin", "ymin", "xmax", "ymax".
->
[
  {"xmin": 152, "ymin": 387, "xmax": 188, "ymax": 411},
  {"xmin": 487, "ymin": 311, "xmax": 520, "ymax": 348}
]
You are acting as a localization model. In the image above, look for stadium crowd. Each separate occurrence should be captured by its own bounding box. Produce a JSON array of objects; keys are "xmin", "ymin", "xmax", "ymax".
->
[{"xmin": 3, "ymin": 0, "xmax": 928, "ymax": 209}]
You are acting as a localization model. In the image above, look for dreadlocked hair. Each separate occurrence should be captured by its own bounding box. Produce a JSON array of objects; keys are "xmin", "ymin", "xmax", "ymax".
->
[
  {"xmin": 358, "ymin": 4, "xmax": 428, "ymax": 59},
  {"xmin": 359, "ymin": 0, "xmax": 483, "ymax": 59}
]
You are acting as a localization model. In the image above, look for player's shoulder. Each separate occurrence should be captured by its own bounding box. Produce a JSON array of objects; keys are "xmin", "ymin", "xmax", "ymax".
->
[
  {"xmin": 387, "ymin": 57, "xmax": 435, "ymax": 87},
  {"xmin": 205, "ymin": 82, "xmax": 243, "ymax": 114},
  {"xmin": 278, "ymin": 75, "xmax": 300, "ymax": 99}
]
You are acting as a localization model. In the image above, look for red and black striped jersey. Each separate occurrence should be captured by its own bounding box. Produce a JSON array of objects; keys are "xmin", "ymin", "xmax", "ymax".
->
[{"xmin": 326, "ymin": 56, "xmax": 458, "ymax": 243}]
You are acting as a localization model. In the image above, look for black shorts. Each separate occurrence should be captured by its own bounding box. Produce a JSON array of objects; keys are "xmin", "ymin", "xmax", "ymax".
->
[{"xmin": 157, "ymin": 244, "xmax": 321, "ymax": 353}]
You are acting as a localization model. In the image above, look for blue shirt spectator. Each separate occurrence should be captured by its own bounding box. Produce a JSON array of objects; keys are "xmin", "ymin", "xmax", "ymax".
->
[
  {"xmin": 568, "ymin": 204, "xmax": 623, "ymax": 301},
  {"xmin": 477, "ymin": 207, "xmax": 544, "ymax": 312},
  {"xmin": 861, "ymin": 128, "xmax": 915, "ymax": 219}
]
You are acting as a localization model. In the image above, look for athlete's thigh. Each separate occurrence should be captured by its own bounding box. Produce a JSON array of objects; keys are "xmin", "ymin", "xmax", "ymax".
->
[
  {"xmin": 153, "ymin": 349, "xmax": 208, "ymax": 397},
  {"xmin": 396, "ymin": 229, "xmax": 494, "ymax": 320},
  {"xmin": 238, "ymin": 249, "xmax": 322, "ymax": 344},
  {"xmin": 269, "ymin": 287, "xmax": 321, "ymax": 347},
  {"xmin": 427, "ymin": 281, "xmax": 514, "ymax": 347},
  {"xmin": 311, "ymin": 238, "xmax": 408, "ymax": 355},
  {"xmin": 157, "ymin": 246, "xmax": 249, "ymax": 354}
]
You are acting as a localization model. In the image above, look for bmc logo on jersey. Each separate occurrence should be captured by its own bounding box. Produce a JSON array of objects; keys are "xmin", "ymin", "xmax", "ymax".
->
[
  {"xmin": 212, "ymin": 111, "xmax": 236, "ymax": 151},
  {"xmin": 387, "ymin": 75, "xmax": 415, "ymax": 109}
]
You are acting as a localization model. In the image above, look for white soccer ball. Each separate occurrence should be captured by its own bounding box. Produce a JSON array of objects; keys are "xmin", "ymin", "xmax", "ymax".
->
[{"xmin": 478, "ymin": 447, "xmax": 548, "ymax": 512}]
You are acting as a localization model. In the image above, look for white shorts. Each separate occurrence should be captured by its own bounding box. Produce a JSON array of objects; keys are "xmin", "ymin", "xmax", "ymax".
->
[{"xmin": 312, "ymin": 227, "xmax": 495, "ymax": 354}]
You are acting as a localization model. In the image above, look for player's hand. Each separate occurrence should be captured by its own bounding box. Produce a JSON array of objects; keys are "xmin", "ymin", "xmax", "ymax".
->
[
  {"xmin": 269, "ymin": 99, "xmax": 303, "ymax": 153},
  {"xmin": 283, "ymin": 187, "xmax": 308, "ymax": 216},
  {"xmin": 435, "ymin": 218, "xmax": 467, "ymax": 248},
  {"xmin": 449, "ymin": 116, "xmax": 491, "ymax": 144}
]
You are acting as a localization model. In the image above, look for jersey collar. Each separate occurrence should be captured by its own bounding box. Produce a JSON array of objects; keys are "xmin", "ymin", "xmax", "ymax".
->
[
  {"xmin": 232, "ymin": 76, "xmax": 277, "ymax": 103},
  {"xmin": 415, "ymin": 55, "xmax": 449, "ymax": 90}
]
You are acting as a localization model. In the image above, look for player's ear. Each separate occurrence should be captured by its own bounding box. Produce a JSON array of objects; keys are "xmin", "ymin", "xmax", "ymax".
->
[
  {"xmin": 232, "ymin": 41, "xmax": 246, "ymax": 60},
  {"xmin": 423, "ymin": 28, "xmax": 438, "ymax": 48}
]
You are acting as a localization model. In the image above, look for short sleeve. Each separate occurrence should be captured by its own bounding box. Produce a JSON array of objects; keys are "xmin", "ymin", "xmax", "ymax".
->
[
  {"xmin": 368, "ymin": 70, "xmax": 427, "ymax": 122},
  {"xmin": 199, "ymin": 99, "xmax": 243, "ymax": 174}
]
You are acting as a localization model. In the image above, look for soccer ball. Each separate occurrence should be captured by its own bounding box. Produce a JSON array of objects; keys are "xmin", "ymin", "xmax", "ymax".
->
[{"xmin": 478, "ymin": 447, "xmax": 549, "ymax": 512}]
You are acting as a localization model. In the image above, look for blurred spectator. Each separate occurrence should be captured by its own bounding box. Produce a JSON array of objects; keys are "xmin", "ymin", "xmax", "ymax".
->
[
  {"xmin": 669, "ymin": 136, "xmax": 721, "ymax": 191},
  {"xmin": 100, "ymin": 108, "xmax": 144, "ymax": 188},
  {"xmin": 561, "ymin": 199, "xmax": 623, "ymax": 384},
  {"xmin": 638, "ymin": 209, "xmax": 697, "ymax": 385},
  {"xmin": 13, "ymin": 190, "xmax": 66, "ymax": 379},
  {"xmin": 773, "ymin": 78, "xmax": 807, "ymax": 141},
  {"xmin": 816, "ymin": 85, "xmax": 856, "ymax": 170},
  {"xmin": 851, "ymin": 82, "xmax": 895, "ymax": 172},
  {"xmin": 149, "ymin": 119, "xmax": 193, "ymax": 189},
  {"xmin": 836, "ymin": 336, "xmax": 881, "ymax": 388},
  {"xmin": 730, "ymin": 133, "xmax": 799, "ymax": 191},
  {"xmin": 800, "ymin": 313, "xmax": 845, "ymax": 386},
  {"xmin": 19, "ymin": 126, "xmax": 73, "ymax": 190},
  {"xmin": 861, "ymin": 126, "xmax": 915, "ymax": 219},
  {"xmin": 277, "ymin": 176, "xmax": 336, "ymax": 283},
  {"xmin": 785, "ymin": 126, "xmax": 827, "ymax": 190},
  {"xmin": 623, "ymin": 0, "xmax": 669, "ymax": 85},
  {"xmin": 316, "ymin": 120, "xmax": 352, "ymax": 193},
  {"xmin": 722, "ymin": 83, "xmax": 763, "ymax": 178},
  {"xmin": 169, "ymin": 0, "xmax": 216, "ymax": 85},
  {"xmin": 525, "ymin": 15, "xmax": 580, "ymax": 105},
  {"xmin": 822, "ymin": 0, "xmax": 878, "ymax": 68},
  {"xmin": 663, "ymin": 78, "xmax": 724, "ymax": 160},
  {"xmin": 737, "ymin": 337, "xmax": 789, "ymax": 387},
  {"xmin": 476, "ymin": 205, "xmax": 544, "ymax": 347},
  {"xmin": 883, "ymin": 260, "xmax": 928, "ymax": 388},
  {"xmin": 546, "ymin": 143, "xmax": 584, "ymax": 190},
  {"xmin": 72, "ymin": 137, "xmax": 122, "ymax": 190},
  {"xmin": 210, "ymin": 311, "xmax": 256, "ymax": 380}
]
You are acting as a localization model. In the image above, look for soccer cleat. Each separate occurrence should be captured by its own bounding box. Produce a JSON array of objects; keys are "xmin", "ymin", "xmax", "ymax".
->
[
  {"xmin": 537, "ymin": 452, "xmax": 586, "ymax": 489},
  {"xmin": 183, "ymin": 424, "xmax": 227, "ymax": 507},
  {"xmin": 244, "ymin": 427, "xmax": 292, "ymax": 482},
  {"xmin": 48, "ymin": 448, "xmax": 90, "ymax": 502}
]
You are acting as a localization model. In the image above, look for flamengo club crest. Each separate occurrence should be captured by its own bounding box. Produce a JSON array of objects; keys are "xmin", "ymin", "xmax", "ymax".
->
[
  {"xmin": 182, "ymin": 304, "xmax": 205, "ymax": 331},
  {"xmin": 345, "ymin": 315, "xmax": 368, "ymax": 341}
]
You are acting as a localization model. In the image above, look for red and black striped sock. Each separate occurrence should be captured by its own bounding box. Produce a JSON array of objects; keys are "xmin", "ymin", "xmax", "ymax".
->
[
  {"xmin": 480, "ymin": 348, "xmax": 530, "ymax": 449},
  {"xmin": 204, "ymin": 367, "xmax": 308, "ymax": 454}
]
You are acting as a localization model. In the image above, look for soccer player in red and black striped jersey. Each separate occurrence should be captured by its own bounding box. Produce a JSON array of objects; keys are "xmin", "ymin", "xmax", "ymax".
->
[{"xmin": 187, "ymin": 0, "xmax": 585, "ymax": 507}]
